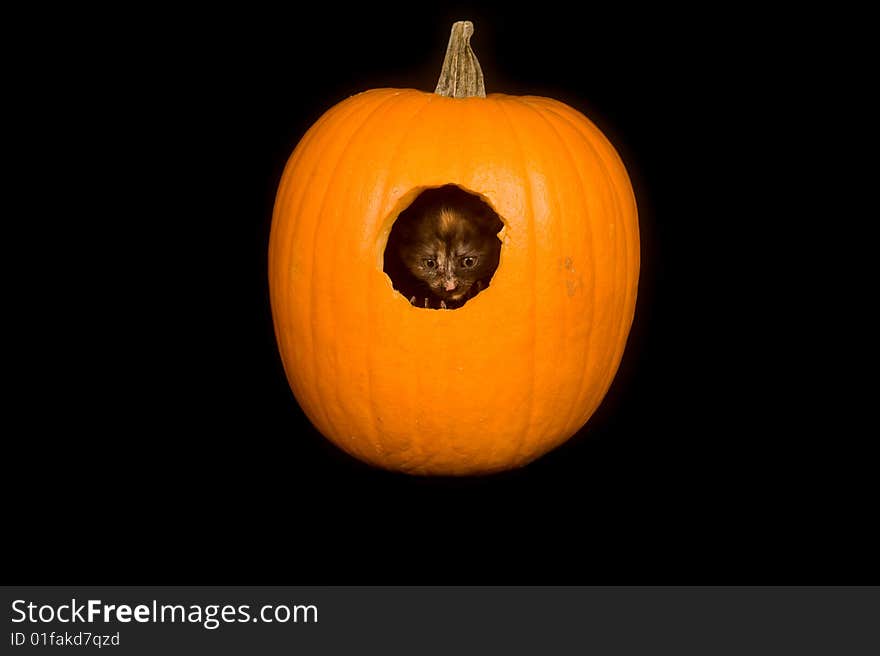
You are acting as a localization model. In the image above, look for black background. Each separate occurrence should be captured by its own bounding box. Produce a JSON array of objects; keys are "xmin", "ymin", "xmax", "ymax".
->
[{"xmin": 7, "ymin": 6, "xmax": 872, "ymax": 583}]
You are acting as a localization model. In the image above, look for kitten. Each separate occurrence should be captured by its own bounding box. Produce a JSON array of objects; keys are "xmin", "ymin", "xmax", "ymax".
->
[{"xmin": 387, "ymin": 187, "xmax": 503, "ymax": 309}]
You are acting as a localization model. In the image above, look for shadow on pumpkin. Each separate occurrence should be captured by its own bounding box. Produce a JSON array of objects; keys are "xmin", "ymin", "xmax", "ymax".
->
[{"xmin": 383, "ymin": 185, "xmax": 504, "ymax": 310}]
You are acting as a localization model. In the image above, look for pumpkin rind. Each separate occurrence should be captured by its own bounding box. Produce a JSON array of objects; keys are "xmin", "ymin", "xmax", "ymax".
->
[{"xmin": 269, "ymin": 88, "xmax": 639, "ymax": 475}]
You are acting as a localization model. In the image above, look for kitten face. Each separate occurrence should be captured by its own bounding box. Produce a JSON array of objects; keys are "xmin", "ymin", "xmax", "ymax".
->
[{"xmin": 398, "ymin": 206, "xmax": 501, "ymax": 303}]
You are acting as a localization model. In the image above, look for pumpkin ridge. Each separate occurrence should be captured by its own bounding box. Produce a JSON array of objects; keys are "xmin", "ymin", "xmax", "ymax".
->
[
  {"xmin": 307, "ymin": 91, "xmax": 405, "ymax": 454},
  {"xmin": 527, "ymin": 99, "xmax": 611, "ymax": 435},
  {"xmin": 516, "ymin": 97, "xmax": 596, "ymax": 440},
  {"xmin": 541, "ymin": 103, "xmax": 636, "ymax": 409},
  {"xmin": 530, "ymin": 100, "xmax": 638, "ymax": 424},
  {"xmin": 271, "ymin": 92, "xmax": 376, "ymax": 433},
  {"xmin": 342, "ymin": 92, "xmax": 415, "ymax": 462},
  {"xmin": 331, "ymin": 93, "xmax": 418, "ymax": 462},
  {"xmin": 494, "ymin": 96, "xmax": 538, "ymax": 463},
  {"xmin": 364, "ymin": 92, "xmax": 438, "ymax": 465},
  {"xmin": 271, "ymin": 97, "xmax": 353, "ymax": 336}
]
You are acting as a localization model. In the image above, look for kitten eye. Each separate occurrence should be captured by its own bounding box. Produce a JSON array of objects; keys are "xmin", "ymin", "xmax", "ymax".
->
[
  {"xmin": 424, "ymin": 258, "xmax": 437, "ymax": 269},
  {"xmin": 461, "ymin": 256, "xmax": 477, "ymax": 268}
]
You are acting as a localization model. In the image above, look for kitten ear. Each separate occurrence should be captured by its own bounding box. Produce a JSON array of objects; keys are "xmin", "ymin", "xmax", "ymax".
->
[{"xmin": 471, "ymin": 204, "xmax": 503, "ymax": 232}]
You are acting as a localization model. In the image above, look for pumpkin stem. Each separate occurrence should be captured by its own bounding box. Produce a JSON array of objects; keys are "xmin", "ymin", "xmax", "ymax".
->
[{"xmin": 434, "ymin": 21, "xmax": 486, "ymax": 98}]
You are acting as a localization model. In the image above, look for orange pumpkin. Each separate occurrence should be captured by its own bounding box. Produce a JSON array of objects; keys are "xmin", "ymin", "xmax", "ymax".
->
[{"xmin": 269, "ymin": 22, "xmax": 639, "ymax": 475}]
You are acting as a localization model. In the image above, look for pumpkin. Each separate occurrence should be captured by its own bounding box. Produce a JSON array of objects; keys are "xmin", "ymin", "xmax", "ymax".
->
[{"xmin": 269, "ymin": 21, "xmax": 639, "ymax": 475}]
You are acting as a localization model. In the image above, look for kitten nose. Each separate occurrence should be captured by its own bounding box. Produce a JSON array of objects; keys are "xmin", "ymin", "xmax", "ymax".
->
[{"xmin": 444, "ymin": 280, "xmax": 458, "ymax": 292}]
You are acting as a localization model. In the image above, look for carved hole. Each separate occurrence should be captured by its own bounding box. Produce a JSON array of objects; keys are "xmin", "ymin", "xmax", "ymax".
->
[{"xmin": 383, "ymin": 185, "xmax": 504, "ymax": 310}]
